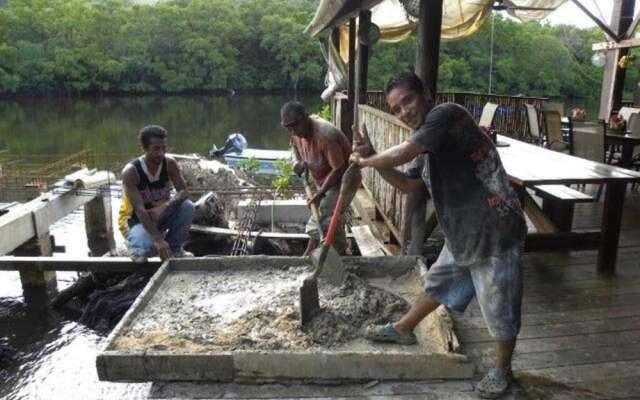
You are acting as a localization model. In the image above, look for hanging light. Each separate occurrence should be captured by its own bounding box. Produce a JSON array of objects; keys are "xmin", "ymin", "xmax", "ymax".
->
[{"xmin": 591, "ymin": 52, "xmax": 606, "ymax": 67}]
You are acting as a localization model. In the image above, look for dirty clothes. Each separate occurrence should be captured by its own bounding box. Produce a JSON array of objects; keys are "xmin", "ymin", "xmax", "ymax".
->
[
  {"xmin": 305, "ymin": 188, "xmax": 355, "ymax": 255},
  {"xmin": 408, "ymin": 103, "xmax": 526, "ymax": 266},
  {"xmin": 424, "ymin": 243, "xmax": 523, "ymax": 340},
  {"xmin": 291, "ymin": 116, "xmax": 360, "ymax": 189}
]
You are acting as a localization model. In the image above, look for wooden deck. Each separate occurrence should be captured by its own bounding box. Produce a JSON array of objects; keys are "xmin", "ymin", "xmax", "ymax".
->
[{"xmin": 454, "ymin": 185, "xmax": 640, "ymax": 399}]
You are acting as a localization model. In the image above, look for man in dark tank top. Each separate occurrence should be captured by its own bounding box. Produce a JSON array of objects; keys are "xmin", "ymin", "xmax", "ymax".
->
[{"xmin": 118, "ymin": 125, "xmax": 194, "ymax": 261}]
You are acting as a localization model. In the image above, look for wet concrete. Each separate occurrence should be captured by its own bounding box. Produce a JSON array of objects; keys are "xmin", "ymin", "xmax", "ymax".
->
[{"xmin": 115, "ymin": 265, "xmax": 411, "ymax": 352}]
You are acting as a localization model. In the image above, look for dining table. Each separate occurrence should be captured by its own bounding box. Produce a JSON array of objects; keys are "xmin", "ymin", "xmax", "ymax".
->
[
  {"xmin": 496, "ymin": 135, "xmax": 640, "ymax": 274},
  {"xmin": 605, "ymin": 131, "xmax": 640, "ymax": 169}
]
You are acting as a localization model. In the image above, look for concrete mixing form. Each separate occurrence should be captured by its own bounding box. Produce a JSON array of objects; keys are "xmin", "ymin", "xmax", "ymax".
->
[{"xmin": 97, "ymin": 256, "xmax": 473, "ymax": 382}]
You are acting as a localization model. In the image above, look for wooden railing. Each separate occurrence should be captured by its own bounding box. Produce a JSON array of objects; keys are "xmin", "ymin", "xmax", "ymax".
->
[
  {"xmin": 366, "ymin": 91, "xmax": 548, "ymax": 141},
  {"xmin": 358, "ymin": 105, "xmax": 412, "ymax": 240}
]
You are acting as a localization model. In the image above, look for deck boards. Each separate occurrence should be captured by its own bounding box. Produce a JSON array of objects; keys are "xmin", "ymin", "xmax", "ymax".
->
[{"xmin": 453, "ymin": 186, "xmax": 640, "ymax": 399}]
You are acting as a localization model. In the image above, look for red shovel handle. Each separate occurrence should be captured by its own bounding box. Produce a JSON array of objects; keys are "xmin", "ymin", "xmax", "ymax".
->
[{"xmin": 323, "ymin": 195, "xmax": 344, "ymax": 248}]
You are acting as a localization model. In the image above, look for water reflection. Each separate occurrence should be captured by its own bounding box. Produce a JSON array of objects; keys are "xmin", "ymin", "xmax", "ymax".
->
[{"xmin": 0, "ymin": 94, "xmax": 322, "ymax": 163}]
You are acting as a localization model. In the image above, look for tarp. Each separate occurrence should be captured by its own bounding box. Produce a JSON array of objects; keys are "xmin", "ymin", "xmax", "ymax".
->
[{"xmin": 307, "ymin": 0, "xmax": 568, "ymax": 42}]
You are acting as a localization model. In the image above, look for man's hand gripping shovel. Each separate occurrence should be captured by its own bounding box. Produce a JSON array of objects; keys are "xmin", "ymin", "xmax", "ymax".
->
[{"xmin": 298, "ymin": 123, "xmax": 373, "ymax": 325}]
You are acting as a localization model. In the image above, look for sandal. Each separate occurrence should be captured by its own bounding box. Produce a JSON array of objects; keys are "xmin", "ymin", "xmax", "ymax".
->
[
  {"xmin": 363, "ymin": 323, "xmax": 417, "ymax": 345},
  {"xmin": 476, "ymin": 367, "xmax": 513, "ymax": 399}
]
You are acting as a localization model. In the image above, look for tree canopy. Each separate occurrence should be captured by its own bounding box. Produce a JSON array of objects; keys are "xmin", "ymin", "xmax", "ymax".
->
[{"xmin": 0, "ymin": 0, "xmax": 628, "ymax": 100}]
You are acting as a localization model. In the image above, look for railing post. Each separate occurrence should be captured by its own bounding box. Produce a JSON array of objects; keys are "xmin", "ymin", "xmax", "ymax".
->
[
  {"xmin": 85, "ymin": 193, "xmax": 115, "ymax": 256},
  {"xmin": 15, "ymin": 231, "xmax": 57, "ymax": 304}
]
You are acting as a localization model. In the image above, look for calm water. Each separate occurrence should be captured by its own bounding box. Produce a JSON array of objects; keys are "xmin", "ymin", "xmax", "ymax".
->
[
  {"xmin": 0, "ymin": 94, "xmax": 321, "ymax": 169},
  {"xmin": 0, "ymin": 94, "xmax": 321, "ymax": 400}
]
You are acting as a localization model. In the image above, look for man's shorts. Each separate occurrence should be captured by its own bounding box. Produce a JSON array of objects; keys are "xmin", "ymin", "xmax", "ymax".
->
[{"xmin": 424, "ymin": 243, "xmax": 524, "ymax": 340}]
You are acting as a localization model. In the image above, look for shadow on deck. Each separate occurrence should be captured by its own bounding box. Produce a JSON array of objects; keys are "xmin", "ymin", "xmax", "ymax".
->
[{"xmin": 454, "ymin": 185, "xmax": 640, "ymax": 399}]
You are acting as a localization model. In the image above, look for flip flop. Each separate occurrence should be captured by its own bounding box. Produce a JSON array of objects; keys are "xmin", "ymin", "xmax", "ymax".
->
[
  {"xmin": 363, "ymin": 323, "xmax": 417, "ymax": 345},
  {"xmin": 476, "ymin": 367, "xmax": 513, "ymax": 399}
]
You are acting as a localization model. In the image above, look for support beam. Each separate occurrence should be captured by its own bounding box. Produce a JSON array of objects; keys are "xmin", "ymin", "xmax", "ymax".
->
[
  {"xmin": 571, "ymin": 0, "xmax": 620, "ymax": 40},
  {"xmin": 84, "ymin": 195, "xmax": 115, "ymax": 256},
  {"xmin": 416, "ymin": 0, "xmax": 443, "ymax": 95},
  {"xmin": 593, "ymin": 37, "xmax": 640, "ymax": 51},
  {"xmin": 598, "ymin": 0, "xmax": 636, "ymax": 120},
  {"xmin": 16, "ymin": 232, "xmax": 57, "ymax": 294},
  {"xmin": 0, "ymin": 256, "xmax": 161, "ymax": 272},
  {"xmin": 346, "ymin": 18, "xmax": 356, "ymax": 140},
  {"xmin": 0, "ymin": 189, "xmax": 97, "ymax": 256},
  {"xmin": 357, "ymin": 9, "xmax": 371, "ymax": 105}
]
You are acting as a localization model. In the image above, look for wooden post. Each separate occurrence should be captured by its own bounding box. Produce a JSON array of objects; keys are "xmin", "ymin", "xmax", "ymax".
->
[
  {"xmin": 15, "ymin": 231, "xmax": 57, "ymax": 302},
  {"xmin": 598, "ymin": 0, "xmax": 636, "ymax": 120},
  {"xmin": 357, "ymin": 9, "xmax": 371, "ymax": 106},
  {"xmin": 415, "ymin": 0, "xmax": 443, "ymax": 95},
  {"xmin": 84, "ymin": 194, "xmax": 115, "ymax": 257},
  {"xmin": 346, "ymin": 18, "xmax": 357, "ymax": 141},
  {"xmin": 598, "ymin": 182, "xmax": 627, "ymax": 275}
]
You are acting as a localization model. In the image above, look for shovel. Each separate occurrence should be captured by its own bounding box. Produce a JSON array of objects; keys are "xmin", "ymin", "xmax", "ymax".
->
[{"xmin": 299, "ymin": 162, "xmax": 360, "ymax": 324}]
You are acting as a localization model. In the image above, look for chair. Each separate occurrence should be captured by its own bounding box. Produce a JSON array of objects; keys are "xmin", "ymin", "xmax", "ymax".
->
[
  {"xmin": 525, "ymin": 104, "xmax": 542, "ymax": 144},
  {"xmin": 479, "ymin": 102, "xmax": 499, "ymax": 129},
  {"xmin": 543, "ymin": 110, "xmax": 571, "ymax": 154},
  {"xmin": 543, "ymin": 101, "xmax": 573, "ymax": 147},
  {"xmin": 627, "ymin": 112, "xmax": 640, "ymax": 134}
]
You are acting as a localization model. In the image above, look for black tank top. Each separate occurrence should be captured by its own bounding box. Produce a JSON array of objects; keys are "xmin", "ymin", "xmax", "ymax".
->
[{"xmin": 128, "ymin": 157, "xmax": 171, "ymax": 227}]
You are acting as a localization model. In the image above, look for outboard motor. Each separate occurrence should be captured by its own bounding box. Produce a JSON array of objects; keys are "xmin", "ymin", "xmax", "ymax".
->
[{"xmin": 210, "ymin": 133, "xmax": 248, "ymax": 157}]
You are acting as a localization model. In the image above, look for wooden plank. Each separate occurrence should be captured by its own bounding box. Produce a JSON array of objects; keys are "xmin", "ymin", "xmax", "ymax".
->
[
  {"xmin": 525, "ymin": 231, "xmax": 601, "ymax": 252},
  {"xmin": 534, "ymin": 185, "xmax": 594, "ymax": 202},
  {"xmin": 523, "ymin": 359, "xmax": 640, "ymax": 384},
  {"xmin": 463, "ymin": 329, "xmax": 640, "ymax": 355},
  {"xmin": 0, "ymin": 256, "xmax": 162, "ymax": 272},
  {"xmin": 0, "ymin": 189, "xmax": 97, "ymax": 255},
  {"xmin": 351, "ymin": 225, "xmax": 386, "ymax": 256},
  {"xmin": 522, "ymin": 191, "xmax": 557, "ymax": 234},
  {"xmin": 592, "ymin": 37, "xmax": 640, "ymax": 51},
  {"xmin": 456, "ymin": 304, "xmax": 640, "ymax": 329},
  {"xmin": 191, "ymin": 225, "xmax": 310, "ymax": 240},
  {"xmin": 464, "ymin": 293, "xmax": 640, "ymax": 318},
  {"xmin": 457, "ymin": 316, "xmax": 640, "ymax": 343}
]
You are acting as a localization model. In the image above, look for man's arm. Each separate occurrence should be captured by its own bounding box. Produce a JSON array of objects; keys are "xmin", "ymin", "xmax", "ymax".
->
[
  {"xmin": 122, "ymin": 166, "xmax": 171, "ymax": 259},
  {"xmin": 353, "ymin": 141, "xmax": 425, "ymax": 170},
  {"xmin": 376, "ymin": 168, "xmax": 424, "ymax": 194},
  {"xmin": 351, "ymin": 123, "xmax": 426, "ymax": 193}
]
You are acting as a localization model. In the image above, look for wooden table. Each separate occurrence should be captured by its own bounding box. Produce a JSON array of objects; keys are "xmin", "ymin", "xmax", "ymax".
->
[
  {"xmin": 605, "ymin": 132, "xmax": 640, "ymax": 168},
  {"xmin": 496, "ymin": 135, "xmax": 640, "ymax": 274}
]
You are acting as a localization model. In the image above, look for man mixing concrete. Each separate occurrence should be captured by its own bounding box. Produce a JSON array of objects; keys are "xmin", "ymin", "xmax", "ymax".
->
[
  {"xmin": 281, "ymin": 101, "xmax": 360, "ymax": 256},
  {"xmin": 119, "ymin": 125, "xmax": 194, "ymax": 261},
  {"xmin": 350, "ymin": 72, "xmax": 526, "ymax": 399}
]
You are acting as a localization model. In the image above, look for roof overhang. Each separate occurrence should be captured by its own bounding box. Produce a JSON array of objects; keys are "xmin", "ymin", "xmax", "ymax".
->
[{"xmin": 305, "ymin": 0, "xmax": 385, "ymax": 37}]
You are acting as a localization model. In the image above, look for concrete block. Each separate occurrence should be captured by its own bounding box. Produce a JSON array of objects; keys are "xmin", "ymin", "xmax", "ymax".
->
[
  {"xmin": 233, "ymin": 350, "xmax": 474, "ymax": 380},
  {"xmin": 97, "ymin": 351, "xmax": 148, "ymax": 381},
  {"xmin": 237, "ymin": 199, "xmax": 310, "ymax": 225},
  {"xmin": 144, "ymin": 353, "xmax": 234, "ymax": 382}
]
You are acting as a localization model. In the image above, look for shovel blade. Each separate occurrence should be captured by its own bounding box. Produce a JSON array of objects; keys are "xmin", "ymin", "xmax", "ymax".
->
[
  {"xmin": 311, "ymin": 245, "xmax": 346, "ymax": 286},
  {"xmin": 299, "ymin": 276, "xmax": 319, "ymax": 325}
]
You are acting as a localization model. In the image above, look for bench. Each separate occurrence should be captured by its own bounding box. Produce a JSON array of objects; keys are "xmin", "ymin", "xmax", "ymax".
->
[{"xmin": 533, "ymin": 184, "xmax": 595, "ymax": 232}]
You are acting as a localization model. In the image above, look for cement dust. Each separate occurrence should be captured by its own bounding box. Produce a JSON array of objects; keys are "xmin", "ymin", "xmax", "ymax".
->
[{"xmin": 115, "ymin": 266, "xmax": 410, "ymax": 352}]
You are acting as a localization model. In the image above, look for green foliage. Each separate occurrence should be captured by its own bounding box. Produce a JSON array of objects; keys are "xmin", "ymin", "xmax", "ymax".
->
[
  {"xmin": 271, "ymin": 158, "xmax": 294, "ymax": 199},
  {"xmin": 0, "ymin": 1, "xmax": 625, "ymax": 100},
  {"xmin": 0, "ymin": 0, "xmax": 324, "ymax": 95},
  {"xmin": 238, "ymin": 155, "xmax": 260, "ymax": 173},
  {"xmin": 317, "ymin": 104, "xmax": 331, "ymax": 121}
]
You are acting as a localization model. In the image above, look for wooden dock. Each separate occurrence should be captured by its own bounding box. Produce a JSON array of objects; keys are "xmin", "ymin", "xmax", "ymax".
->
[{"xmin": 454, "ymin": 185, "xmax": 640, "ymax": 399}]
